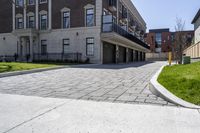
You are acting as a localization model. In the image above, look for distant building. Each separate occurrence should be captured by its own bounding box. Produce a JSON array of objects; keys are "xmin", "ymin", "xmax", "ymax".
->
[
  {"xmin": 145, "ymin": 28, "xmax": 194, "ymax": 54},
  {"xmin": 184, "ymin": 9, "xmax": 200, "ymax": 61}
]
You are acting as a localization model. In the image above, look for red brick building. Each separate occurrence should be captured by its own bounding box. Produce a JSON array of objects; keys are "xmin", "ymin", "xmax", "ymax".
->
[{"xmin": 145, "ymin": 29, "xmax": 194, "ymax": 54}]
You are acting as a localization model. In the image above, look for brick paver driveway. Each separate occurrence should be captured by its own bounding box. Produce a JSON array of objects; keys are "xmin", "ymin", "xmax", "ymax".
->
[{"xmin": 0, "ymin": 61, "xmax": 174, "ymax": 106}]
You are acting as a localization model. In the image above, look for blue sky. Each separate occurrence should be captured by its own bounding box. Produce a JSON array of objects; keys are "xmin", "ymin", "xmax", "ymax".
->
[{"xmin": 132, "ymin": 0, "xmax": 200, "ymax": 32}]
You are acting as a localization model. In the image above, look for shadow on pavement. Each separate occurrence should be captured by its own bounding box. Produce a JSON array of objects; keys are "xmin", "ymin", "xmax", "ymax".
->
[{"xmin": 72, "ymin": 61, "xmax": 155, "ymax": 70}]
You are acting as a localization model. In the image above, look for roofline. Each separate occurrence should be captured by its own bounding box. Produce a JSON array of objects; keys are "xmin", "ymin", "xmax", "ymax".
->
[{"xmin": 192, "ymin": 9, "xmax": 200, "ymax": 24}]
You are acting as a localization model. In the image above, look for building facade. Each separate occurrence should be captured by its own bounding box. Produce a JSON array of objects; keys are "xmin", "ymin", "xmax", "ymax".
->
[
  {"xmin": 184, "ymin": 9, "xmax": 200, "ymax": 61},
  {"xmin": 0, "ymin": 0, "xmax": 149, "ymax": 63},
  {"xmin": 145, "ymin": 28, "xmax": 194, "ymax": 54}
]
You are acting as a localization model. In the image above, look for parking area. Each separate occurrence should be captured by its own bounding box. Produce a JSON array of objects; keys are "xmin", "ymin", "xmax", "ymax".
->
[{"xmin": 0, "ymin": 61, "xmax": 174, "ymax": 106}]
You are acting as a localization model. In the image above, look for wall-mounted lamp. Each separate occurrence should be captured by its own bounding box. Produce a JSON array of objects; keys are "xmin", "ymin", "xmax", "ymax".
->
[
  {"xmin": 76, "ymin": 32, "xmax": 79, "ymax": 36},
  {"xmin": 3, "ymin": 37, "xmax": 5, "ymax": 40}
]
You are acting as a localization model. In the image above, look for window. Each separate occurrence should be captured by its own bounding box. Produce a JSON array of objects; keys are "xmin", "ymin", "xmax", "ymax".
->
[
  {"xmin": 155, "ymin": 33, "xmax": 162, "ymax": 46},
  {"xmin": 28, "ymin": 0, "xmax": 35, "ymax": 5},
  {"xmin": 63, "ymin": 39, "xmax": 70, "ymax": 53},
  {"xmin": 86, "ymin": 8, "xmax": 94, "ymax": 27},
  {"xmin": 16, "ymin": 17, "xmax": 23, "ymax": 29},
  {"xmin": 63, "ymin": 12, "xmax": 70, "ymax": 28},
  {"xmin": 108, "ymin": 0, "xmax": 117, "ymax": 7},
  {"xmin": 16, "ymin": 0, "xmax": 24, "ymax": 7},
  {"xmin": 40, "ymin": 14, "xmax": 47, "ymax": 30},
  {"xmin": 28, "ymin": 16, "xmax": 35, "ymax": 28},
  {"xmin": 41, "ymin": 40, "xmax": 47, "ymax": 55},
  {"xmin": 40, "ymin": 0, "xmax": 47, "ymax": 4},
  {"xmin": 86, "ymin": 38, "xmax": 94, "ymax": 56}
]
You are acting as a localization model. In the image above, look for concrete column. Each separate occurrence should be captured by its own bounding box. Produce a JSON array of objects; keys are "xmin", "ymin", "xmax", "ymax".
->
[
  {"xmin": 100, "ymin": 41, "xmax": 103, "ymax": 64},
  {"xmin": 116, "ymin": 45, "xmax": 119, "ymax": 64},
  {"xmin": 36, "ymin": 0, "xmax": 39, "ymax": 30},
  {"xmin": 133, "ymin": 50, "xmax": 135, "ymax": 62},
  {"xmin": 126, "ymin": 48, "xmax": 129, "ymax": 63},
  {"xmin": 17, "ymin": 37, "xmax": 20, "ymax": 55},
  {"xmin": 12, "ymin": 2, "xmax": 15, "ymax": 30},
  {"xmin": 29, "ymin": 36, "xmax": 33, "ymax": 61},
  {"xmin": 48, "ymin": 0, "xmax": 52, "ymax": 30},
  {"xmin": 23, "ymin": 0, "xmax": 27, "ymax": 29}
]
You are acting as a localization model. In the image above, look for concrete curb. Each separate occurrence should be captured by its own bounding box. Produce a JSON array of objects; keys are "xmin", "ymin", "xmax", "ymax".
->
[
  {"xmin": 0, "ymin": 63, "xmax": 99, "ymax": 78},
  {"xmin": 0, "ymin": 66, "xmax": 67, "ymax": 78},
  {"xmin": 149, "ymin": 66, "xmax": 200, "ymax": 109}
]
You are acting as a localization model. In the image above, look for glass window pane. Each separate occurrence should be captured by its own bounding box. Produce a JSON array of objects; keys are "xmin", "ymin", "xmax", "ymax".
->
[
  {"xmin": 87, "ymin": 15, "xmax": 94, "ymax": 26},
  {"xmin": 86, "ymin": 38, "xmax": 94, "ymax": 56},
  {"xmin": 87, "ymin": 9, "xmax": 94, "ymax": 14},
  {"xmin": 63, "ymin": 12, "xmax": 70, "ymax": 28},
  {"xmin": 64, "ymin": 12, "xmax": 70, "ymax": 17},
  {"xmin": 87, "ymin": 38, "xmax": 94, "ymax": 43}
]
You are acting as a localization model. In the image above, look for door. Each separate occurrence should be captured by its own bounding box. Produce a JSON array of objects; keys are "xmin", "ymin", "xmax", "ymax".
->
[{"xmin": 103, "ymin": 42, "xmax": 116, "ymax": 64}]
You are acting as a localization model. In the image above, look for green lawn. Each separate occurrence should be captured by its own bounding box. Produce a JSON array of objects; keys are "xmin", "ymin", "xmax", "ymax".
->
[
  {"xmin": 158, "ymin": 62, "xmax": 200, "ymax": 105},
  {"xmin": 0, "ymin": 62, "xmax": 58, "ymax": 73}
]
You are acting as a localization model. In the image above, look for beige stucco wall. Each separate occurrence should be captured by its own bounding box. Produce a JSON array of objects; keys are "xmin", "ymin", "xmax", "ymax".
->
[
  {"xmin": 0, "ymin": 33, "xmax": 18, "ymax": 56},
  {"xmin": 184, "ymin": 42, "xmax": 200, "ymax": 58},
  {"xmin": 39, "ymin": 26, "xmax": 102, "ymax": 63}
]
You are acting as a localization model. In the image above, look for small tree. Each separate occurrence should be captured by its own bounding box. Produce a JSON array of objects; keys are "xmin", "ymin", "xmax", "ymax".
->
[{"xmin": 174, "ymin": 17, "xmax": 186, "ymax": 64}]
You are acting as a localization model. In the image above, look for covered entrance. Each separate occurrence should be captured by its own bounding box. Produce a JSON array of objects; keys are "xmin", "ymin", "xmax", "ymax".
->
[
  {"xmin": 13, "ymin": 29, "xmax": 39, "ymax": 62},
  {"xmin": 17, "ymin": 36, "xmax": 37, "ymax": 62},
  {"xmin": 118, "ymin": 46, "xmax": 126, "ymax": 63},
  {"xmin": 103, "ymin": 42, "xmax": 116, "ymax": 64},
  {"xmin": 128, "ymin": 48, "xmax": 133, "ymax": 62}
]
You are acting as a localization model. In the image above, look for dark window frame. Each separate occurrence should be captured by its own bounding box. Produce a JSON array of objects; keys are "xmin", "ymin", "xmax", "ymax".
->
[
  {"xmin": 28, "ymin": 16, "xmax": 35, "ymax": 28},
  {"xmin": 63, "ymin": 12, "xmax": 70, "ymax": 29},
  {"xmin": 86, "ymin": 8, "xmax": 95, "ymax": 27},
  {"xmin": 63, "ymin": 39, "xmax": 70, "ymax": 54},
  {"xmin": 16, "ymin": 0, "xmax": 24, "ymax": 7},
  {"xmin": 86, "ymin": 37, "xmax": 94, "ymax": 56},
  {"xmin": 40, "ymin": 14, "xmax": 47, "ymax": 30},
  {"xmin": 16, "ymin": 17, "xmax": 23, "ymax": 29},
  {"xmin": 28, "ymin": 0, "xmax": 35, "ymax": 5},
  {"xmin": 39, "ymin": 0, "xmax": 47, "ymax": 4},
  {"xmin": 41, "ymin": 40, "xmax": 47, "ymax": 55}
]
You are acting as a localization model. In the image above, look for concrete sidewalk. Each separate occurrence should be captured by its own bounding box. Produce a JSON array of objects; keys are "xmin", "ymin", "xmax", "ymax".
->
[{"xmin": 0, "ymin": 94, "xmax": 200, "ymax": 133}]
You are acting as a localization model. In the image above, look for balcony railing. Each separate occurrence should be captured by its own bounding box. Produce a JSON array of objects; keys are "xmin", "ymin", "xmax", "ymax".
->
[{"xmin": 102, "ymin": 15, "xmax": 150, "ymax": 49}]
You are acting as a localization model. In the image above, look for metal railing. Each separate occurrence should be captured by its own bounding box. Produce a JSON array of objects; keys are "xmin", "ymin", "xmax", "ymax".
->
[
  {"xmin": 0, "ymin": 55, "xmax": 16, "ymax": 62},
  {"xmin": 102, "ymin": 15, "xmax": 150, "ymax": 49},
  {"xmin": 33, "ymin": 53, "xmax": 82, "ymax": 62}
]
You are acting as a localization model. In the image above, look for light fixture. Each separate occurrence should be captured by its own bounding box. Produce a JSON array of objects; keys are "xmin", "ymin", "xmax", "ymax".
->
[{"xmin": 3, "ymin": 37, "xmax": 5, "ymax": 40}]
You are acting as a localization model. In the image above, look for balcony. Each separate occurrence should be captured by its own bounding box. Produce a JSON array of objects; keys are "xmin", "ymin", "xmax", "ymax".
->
[{"xmin": 102, "ymin": 15, "xmax": 150, "ymax": 50}]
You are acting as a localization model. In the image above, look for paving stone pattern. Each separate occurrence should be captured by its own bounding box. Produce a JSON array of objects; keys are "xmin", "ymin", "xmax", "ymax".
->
[{"xmin": 0, "ymin": 62, "xmax": 175, "ymax": 106}]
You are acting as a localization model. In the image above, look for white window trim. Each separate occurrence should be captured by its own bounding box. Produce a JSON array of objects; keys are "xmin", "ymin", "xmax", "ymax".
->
[
  {"xmin": 61, "ymin": 7, "xmax": 70, "ymax": 29},
  {"xmin": 84, "ymin": 4, "xmax": 95, "ymax": 27}
]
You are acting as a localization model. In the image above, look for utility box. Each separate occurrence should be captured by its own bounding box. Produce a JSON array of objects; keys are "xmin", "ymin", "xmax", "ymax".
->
[{"xmin": 183, "ymin": 56, "xmax": 191, "ymax": 64}]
